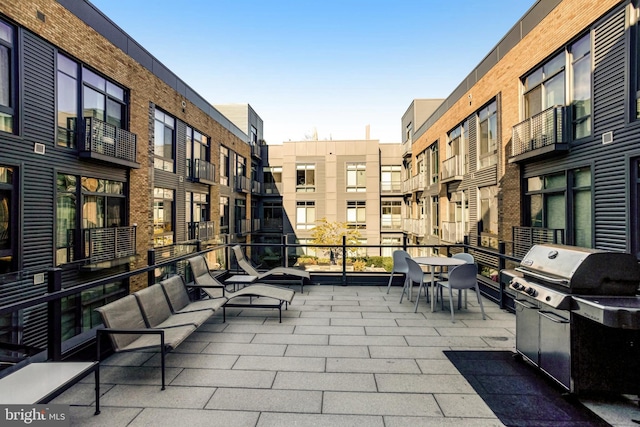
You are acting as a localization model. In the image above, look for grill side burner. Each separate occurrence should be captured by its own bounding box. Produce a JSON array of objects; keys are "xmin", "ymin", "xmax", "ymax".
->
[{"xmin": 502, "ymin": 244, "xmax": 640, "ymax": 395}]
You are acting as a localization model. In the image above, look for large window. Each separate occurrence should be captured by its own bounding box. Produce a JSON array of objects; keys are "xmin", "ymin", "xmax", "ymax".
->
[
  {"xmin": 56, "ymin": 174, "xmax": 125, "ymax": 264},
  {"xmin": 347, "ymin": 201, "xmax": 366, "ymax": 229},
  {"xmin": 263, "ymin": 201, "xmax": 283, "ymax": 230},
  {"xmin": 153, "ymin": 187, "xmax": 174, "ymax": 247},
  {"xmin": 478, "ymin": 101, "xmax": 497, "ymax": 168},
  {"xmin": 153, "ymin": 109, "xmax": 175, "ymax": 172},
  {"xmin": 428, "ymin": 143, "xmax": 438, "ymax": 185},
  {"xmin": 57, "ymin": 53, "xmax": 128, "ymax": 148},
  {"xmin": 264, "ymin": 166, "xmax": 282, "ymax": 194},
  {"xmin": 571, "ymin": 34, "xmax": 591, "ymax": 139},
  {"xmin": 296, "ymin": 164, "xmax": 315, "ymax": 192},
  {"xmin": 525, "ymin": 168, "xmax": 592, "ymax": 247},
  {"xmin": 186, "ymin": 192, "xmax": 208, "ymax": 224},
  {"xmin": 235, "ymin": 199, "xmax": 247, "ymax": 234},
  {"xmin": 381, "ymin": 201, "xmax": 402, "ymax": 230},
  {"xmin": 220, "ymin": 196, "xmax": 229, "ymax": 232},
  {"xmin": 0, "ymin": 166, "xmax": 16, "ymax": 273},
  {"xmin": 479, "ymin": 186, "xmax": 499, "ymax": 248},
  {"xmin": 524, "ymin": 53, "xmax": 565, "ymax": 118},
  {"xmin": 430, "ymin": 196, "xmax": 439, "ymax": 237},
  {"xmin": 346, "ymin": 163, "xmax": 366, "ymax": 192},
  {"xmin": 522, "ymin": 33, "xmax": 591, "ymax": 140},
  {"xmin": 381, "ymin": 165, "xmax": 401, "ymax": 192},
  {"xmin": 220, "ymin": 146, "xmax": 229, "ymax": 186},
  {"xmin": 296, "ymin": 201, "xmax": 315, "ymax": 230},
  {"xmin": 186, "ymin": 126, "xmax": 210, "ymax": 179},
  {"xmin": 0, "ymin": 20, "xmax": 14, "ymax": 133}
]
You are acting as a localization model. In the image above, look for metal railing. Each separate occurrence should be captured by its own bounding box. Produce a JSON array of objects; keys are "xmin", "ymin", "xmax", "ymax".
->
[
  {"xmin": 0, "ymin": 238, "xmax": 522, "ymax": 365},
  {"xmin": 441, "ymin": 155, "xmax": 467, "ymax": 181},
  {"xmin": 234, "ymin": 176, "xmax": 250, "ymax": 193},
  {"xmin": 512, "ymin": 226, "xmax": 564, "ymax": 259},
  {"xmin": 82, "ymin": 117, "xmax": 137, "ymax": 164},
  {"xmin": 187, "ymin": 221, "xmax": 216, "ymax": 241},
  {"xmin": 381, "ymin": 181, "xmax": 402, "ymax": 193},
  {"xmin": 189, "ymin": 159, "xmax": 215, "ymax": 184},
  {"xmin": 75, "ymin": 226, "xmax": 136, "ymax": 264},
  {"xmin": 511, "ymin": 106, "xmax": 565, "ymax": 157},
  {"xmin": 441, "ymin": 221, "xmax": 466, "ymax": 243}
]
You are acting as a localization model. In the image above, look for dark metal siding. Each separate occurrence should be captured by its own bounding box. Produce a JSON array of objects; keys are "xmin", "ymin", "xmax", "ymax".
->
[
  {"xmin": 522, "ymin": 4, "xmax": 631, "ymax": 253},
  {"xmin": 593, "ymin": 8, "xmax": 627, "ymax": 135}
]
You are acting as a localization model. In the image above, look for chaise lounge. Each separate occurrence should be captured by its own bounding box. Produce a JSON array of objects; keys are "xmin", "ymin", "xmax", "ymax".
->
[
  {"xmin": 187, "ymin": 255, "xmax": 295, "ymax": 322},
  {"xmin": 231, "ymin": 245, "xmax": 309, "ymax": 293}
]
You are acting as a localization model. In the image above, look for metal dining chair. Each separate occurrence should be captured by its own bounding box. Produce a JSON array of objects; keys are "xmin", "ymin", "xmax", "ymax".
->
[
  {"xmin": 386, "ymin": 250, "xmax": 411, "ymax": 297},
  {"xmin": 405, "ymin": 257, "xmax": 431, "ymax": 306},
  {"xmin": 440, "ymin": 252, "xmax": 475, "ymax": 307},
  {"xmin": 436, "ymin": 263, "xmax": 486, "ymax": 323}
]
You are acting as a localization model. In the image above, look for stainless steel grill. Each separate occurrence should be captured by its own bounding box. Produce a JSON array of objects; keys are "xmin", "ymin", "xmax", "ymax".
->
[{"xmin": 501, "ymin": 244, "xmax": 640, "ymax": 395}]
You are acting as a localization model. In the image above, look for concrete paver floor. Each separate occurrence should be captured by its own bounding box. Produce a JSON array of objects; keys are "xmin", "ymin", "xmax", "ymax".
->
[{"xmin": 53, "ymin": 285, "xmax": 638, "ymax": 426}]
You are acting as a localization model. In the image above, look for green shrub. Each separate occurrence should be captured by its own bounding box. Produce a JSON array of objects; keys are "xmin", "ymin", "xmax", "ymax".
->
[{"xmin": 353, "ymin": 260, "xmax": 366, "ymax": 271}]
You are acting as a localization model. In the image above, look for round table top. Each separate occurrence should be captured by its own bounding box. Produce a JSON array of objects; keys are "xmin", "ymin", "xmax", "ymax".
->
[{"xmin": 412, "ymin": 256, "xmax": 466, "ymax": 267}]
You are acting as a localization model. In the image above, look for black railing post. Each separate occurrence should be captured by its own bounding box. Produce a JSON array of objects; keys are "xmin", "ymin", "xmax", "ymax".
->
[
  {"xmin": 147, "ymin": 249, "xmax": 156, "ymax": 286},
  {"xmin": 47, "ymin": 268, "xmax": 62, "ymax": 361},
  {"xmin": 498, "ymin": 242, "xmax": 506, "ymax": 309},
  {"xmin": 342, "ymin": 235, "xmax": 347, "ymax": 286},
  {"xmin": 282, "ymin": 234, "xmax": 288, "ymax": 268}
]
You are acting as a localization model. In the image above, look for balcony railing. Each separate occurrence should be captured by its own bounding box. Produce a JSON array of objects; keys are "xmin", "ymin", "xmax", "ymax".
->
[
  {"xmin": 263, "ymin": 218, "xmax": 283, "ymax": 231},
  {"xmin": 251, "ymin": 180, "xmax": 262, "ymax": 194},
  {"xmin": 402, "ymin": 179, "xmax": 412, "ymax": 194},
  {"xmin": 411, "ymin": 173, "xmax": 425, "ymax": 192},
  {"xmin": 441, "ymin": 221, "xmax": 466, "ymax": 244},
  {"xmin": 235, "ymin": 219, "xmax": 250, "ymax": 235},
  {"xmin": 441, "ymin": 155, "xmax": 467, "ymax": 182},
  {"xmin": 512, "ymin": 226, "xmax": 564, "ymax": 259},
  {"xmin": 252, "ymin": 219, "xmax": 261, "ymax": 232},
  {"xmin": 188, "ymin": 159, "xmax": 215, "ymax": 185},
  {"xmin": 81, "ymin": 117, "xmax": 138, "ymax": 168},
  {"xmin": 234, "ymin": 176, "xmax": 250, "ymax": 193},
  {"xmin": 187, "ymin": 221, "xmax": 216, "ymax": 241},
  {"xmin": 402, "ymin": 218, "xmax": 425, "ymax": 236},
  {"xmin": 78, "ymin": 226, "xmax": 136, "ymax": 264},
  {"xmin": 511, "ymin": 106, "xmax": 567, "ymax": 161},
  {"xmin": 263, "ymin": 182, "xmax": 283, "ymax": 195},
  {"xmin": 251, "ymin": 143, "xmax": 261, "ymax": 159},
  {"xmin": 402, "ymin": 138, "xmax": 412, "ymax": 157}
]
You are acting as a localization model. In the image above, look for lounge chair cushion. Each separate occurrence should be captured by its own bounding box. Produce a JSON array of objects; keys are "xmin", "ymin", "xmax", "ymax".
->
[
  {"xmin": 134, "ymin": 284, "xmax": 211, "ymax": 328},
  {"xmin": 161, "ymin": 275, "xmax": 227, "ymax": 313}
]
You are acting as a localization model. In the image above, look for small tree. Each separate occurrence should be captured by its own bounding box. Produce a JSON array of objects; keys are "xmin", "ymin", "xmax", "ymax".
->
[{"xmin": 309, "ymin": 218, "xmax": 361, "ymax": 264}]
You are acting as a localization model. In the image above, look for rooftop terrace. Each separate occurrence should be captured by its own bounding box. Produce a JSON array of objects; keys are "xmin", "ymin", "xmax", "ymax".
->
[{"xmin": 49, "ymin": 284, "xmax": 638, "ymax": 426}]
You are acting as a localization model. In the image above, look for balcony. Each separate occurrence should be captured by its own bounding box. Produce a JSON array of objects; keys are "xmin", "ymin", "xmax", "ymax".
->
[
  {"xmin": 263, "ymin": 182, "xmax": 283, "ymax": 195},
  {"xmin": 441, "ymin": 155, "xmax": 467, "ymax": 183},
  {"xmin": 76, "ymin": 226, "xmax": 136, "ymax": 268},
  {"xmin": 188, "ymin": 159, "xmax": 215, "ymax": 185},
  {"xmin": 402, "ymin": 218, "xmax": 425, "ymax": 237},
  {"xmin": 411, "ymin": 173, "xmax": 425, "ymax": 193},
  {"xmin": 80, "ymin": 118, "xmax": 139, "ymax": 168},
  {"xmin": 250, "ymin": 143, "xmax": 261, "ymax": 159},
  {"xmin": 234, "ymin": 176, "xmax": 250, "ymax": 193},
  {"xmin": 187, "ymin": 221, "xmax": 216, "ymax": 241},
  {"xmin": 252, "ymin": 218, "xmax": 261, "ymax": 232},
  {"xmin": 251, "ymin": 180, "xmax": 262, "ymax": 194},
  {"xmin": 402, "ymin": 137, "xmax": 412, "ymax": 157},
  {"xmin": 441, "ymin": 221, "xmax": 466, "ymax": 244},
  {"xmin": 510, "ymin": 106, "xmax": 567, "ymax": 163},
  {"xmin": 263, "ymin": 218, "xmax": 283, "ymax": 231},
  {"xmin": 235, "ymin": 219, "xmax": 250, "ymax": 235},
  {"xmin": 402, "ymin": 178, "xmax": 412, "ymax": 195}
]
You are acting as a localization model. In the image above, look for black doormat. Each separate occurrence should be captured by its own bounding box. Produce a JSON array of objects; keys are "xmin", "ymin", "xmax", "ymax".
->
[{"xmin": 444, "ymin": 350, "xmax": 611, "ymax": 427}]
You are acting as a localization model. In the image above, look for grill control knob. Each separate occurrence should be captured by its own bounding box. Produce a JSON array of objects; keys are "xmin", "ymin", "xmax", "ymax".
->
[{"xmin": 525, "ymin": 287, "xmax": 537, "ymax": 297}]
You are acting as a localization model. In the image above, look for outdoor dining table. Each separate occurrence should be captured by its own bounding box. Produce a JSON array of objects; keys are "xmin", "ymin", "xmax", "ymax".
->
[{"xmin": 412, "ymin": 256, "xmax": 466, "ymax": 313}]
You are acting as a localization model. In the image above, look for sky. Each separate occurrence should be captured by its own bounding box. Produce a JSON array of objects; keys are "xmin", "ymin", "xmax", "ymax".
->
[{"xmin": 89, "ymin": 0, "xmax": 535, "ymax": 144}]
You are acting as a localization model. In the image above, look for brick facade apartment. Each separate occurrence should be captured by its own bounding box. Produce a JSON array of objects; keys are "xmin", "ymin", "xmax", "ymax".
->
[{"xmin": 1, "ymin": 0, "xmax": 640, "ymax": 352}]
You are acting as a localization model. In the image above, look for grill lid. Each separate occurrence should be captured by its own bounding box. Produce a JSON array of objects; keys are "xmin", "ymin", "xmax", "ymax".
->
[{"xmin": 516, "ymin": 244, "xmax": 640, "ymax": 295}]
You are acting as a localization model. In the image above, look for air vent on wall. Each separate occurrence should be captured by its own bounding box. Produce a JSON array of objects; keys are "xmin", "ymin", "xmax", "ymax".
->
[
  {"xmin": 602, "ymin": 131, "xmax": 614, "ymax": 145},
  {"xmin": 34, "ymin": 143, "xmax": 46, "ymax": 154}
]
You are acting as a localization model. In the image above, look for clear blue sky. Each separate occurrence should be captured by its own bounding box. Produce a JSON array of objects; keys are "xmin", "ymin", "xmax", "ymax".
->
[{"xmin": 90, "ymin": 0, "xmax": 534, "ymax": 144}]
